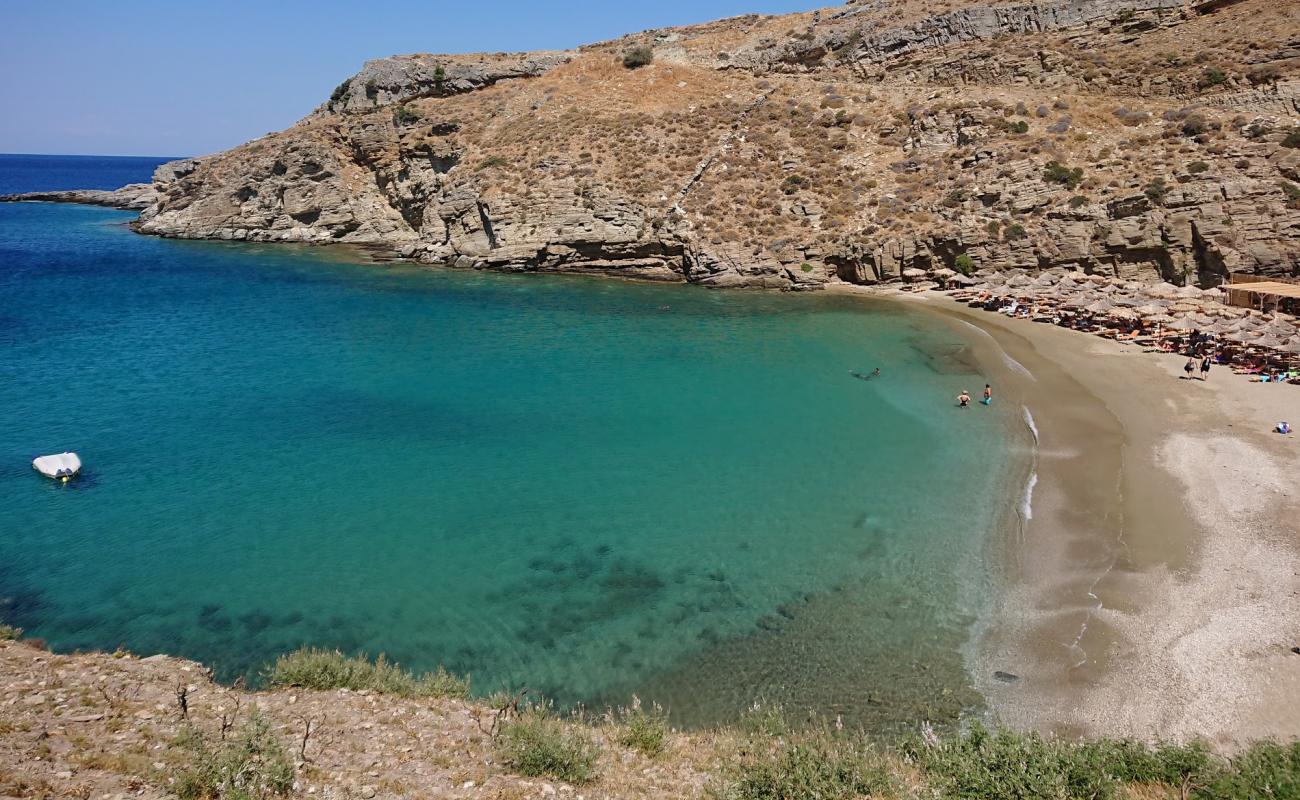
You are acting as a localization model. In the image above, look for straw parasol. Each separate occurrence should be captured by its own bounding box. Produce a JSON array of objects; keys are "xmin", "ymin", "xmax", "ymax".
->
[
  {"xmin": 1108, "ymin": 307, "xmax": 1139, "ymax": 321},
  {"xmin": 933, "ymin": 267, "xmax": 957, "ymax": 279},
  {"xmin": 1166, "ymin": 317, "xmax": 1199, "ymax": 331},
  {"xmin": 1135, "ymin": 303, "xmax": 1168, "ymax": 316},
  {"xmin": 1145, "ymin": 313, "xmax": 1176, "ymax": 324},
  {"xmin": 1225, "ymin": 329, "xmax": 1260, "ymax": 344},
  {"xmin": 1252, "ymin": 335, "xmax": 1289, "ymax": 350},
  {"xmin": 1085, "ymin": 299, "xmax": 1115, "ymax": 314}
]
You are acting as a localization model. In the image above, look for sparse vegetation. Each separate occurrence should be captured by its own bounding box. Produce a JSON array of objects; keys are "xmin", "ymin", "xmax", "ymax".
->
[
  {"xmin": 265, "ymin": 648, "xmax": 468, "ymax": 699},
  {"xmin": 1282, "ymin": 129, "xmax": 1300, "ymax": 149},
  {"xmin": 1068, "ymin": 195, "xmax": 1090, "ymax": 209},
  {"xmin": 1145, "ymin": 177, "xmax": 1169, "ymax": 204},
  {"xmin": 622, "ymin": 46, "xmax": 654, "ymax": 69},
  {"xmin": 1004, "ymin": 223, "xmax": 1027, "ymax": 240},
  {"xmin": 476, "ymin": 155, "xmax": 510, "ymax": 171},
  {"xmin": 328, "ymin": 80, "xmax": 350, "ymax": 104},
  {"xmin": 714, "ymin": 737, "xmax": 893, "ymax": 800},
  {"xmin": 615, "ymin": 700, "xmax": 669, "ymax": 757},
  {"xmin": 1188, "ymin": 161, "xmax": 1209, "ymax": 174},
  {"xmin": 1043, "ymin": 161, "xmax": 1084, "ymax": 189},
  {"xmin": 172, "ymin": 714, "xmax": 294, "ymax": 800},
  {"xmin": 393, "ymin": 104, "xmax": 419, "ymax": 125},
  {"xmin": 1197, "ymin": 67, "xmax": 1228, "ymax": 89},
  {"xmin": 954, "ymin": 253, "xmax": 976, "ymax": 274},
  {"xmin": 0, "ymin": 623, "xmax": 20, "ymax": 640},
  {"xmin": 497, "ymin": 709, "xmax": 600, "ymax": 784}
]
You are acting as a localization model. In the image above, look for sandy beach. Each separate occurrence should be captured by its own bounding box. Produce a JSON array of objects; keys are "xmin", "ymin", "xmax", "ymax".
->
[{"xmin": 880, "ymin": 288, "xmax": 1300, "ymax": 746}]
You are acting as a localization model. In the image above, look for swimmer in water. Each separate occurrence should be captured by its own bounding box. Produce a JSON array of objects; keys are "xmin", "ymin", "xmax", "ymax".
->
[
  {"xmin": 872, "ymin": 367, "xmax": 880, "ymax": 377},
  {"xmin": 957, "ymin": 389, "xmax": 971, "ymax": 408},
  {"xmin": 982, "ymin": 384, "xmax": 992, "ymax": 405}
]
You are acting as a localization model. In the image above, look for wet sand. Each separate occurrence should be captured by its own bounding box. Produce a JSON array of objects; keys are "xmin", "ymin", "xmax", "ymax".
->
[{"xmin": 874, "ymin": 289, "xmax": 1300, "ymax": 746}]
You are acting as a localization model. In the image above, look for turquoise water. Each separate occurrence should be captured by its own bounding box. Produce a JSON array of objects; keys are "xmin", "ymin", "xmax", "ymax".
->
[{"xmin": 1, "ymin": 199, "xmax": 1024, "ymax": 728}]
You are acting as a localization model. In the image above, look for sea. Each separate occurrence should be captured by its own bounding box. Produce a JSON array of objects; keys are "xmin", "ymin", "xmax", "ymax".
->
[{"xmin": 0, "ymin": 154, "xmax": 1029, "ymax": 730}]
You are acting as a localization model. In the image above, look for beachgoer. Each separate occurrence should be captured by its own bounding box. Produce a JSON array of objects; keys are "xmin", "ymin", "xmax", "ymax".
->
[
  {"xmin": 1184, "ymin": 357, "xmax": 1196, "ymax": 379},
  {"xmin": 1200, "ymin": 356, "xmax": 1211, "ymax": 381},
  {"xmin": 1277, "ymin": 421, "xmax": 1291, "ymax": 435},
  {"xmin": 982, "ymin": 384, "xmax": 992, "ymax": 406},
  {"xmin": 873, "ymin": 367, "xmax": 881, "ymax": 377},
  {"xmin": 957, "ymin": 390, "xmax": 971, "ymax": 409}
]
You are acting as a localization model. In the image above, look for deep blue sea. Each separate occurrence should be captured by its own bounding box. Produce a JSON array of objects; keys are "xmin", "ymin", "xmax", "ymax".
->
[
  {"xmin": 0, "ymin": 154, "xmax": 178, "ymax": 194},
  {"xmin": 0, "ymin": 155, "xmax": 1027, "ymax": 728}
]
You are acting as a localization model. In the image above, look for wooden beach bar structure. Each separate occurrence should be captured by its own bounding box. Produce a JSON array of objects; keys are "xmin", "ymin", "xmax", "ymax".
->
[{"xmin": 1224, "ymin": 273, "xmax": 1300, "ymax": 315}]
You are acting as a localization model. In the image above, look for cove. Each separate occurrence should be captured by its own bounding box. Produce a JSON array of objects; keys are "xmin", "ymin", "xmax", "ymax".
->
[{"xmin": 0, "ymin": 201, "xmax": 1027, "ymax": 729}]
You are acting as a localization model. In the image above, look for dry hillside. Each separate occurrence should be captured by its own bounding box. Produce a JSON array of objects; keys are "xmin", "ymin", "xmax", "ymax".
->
[{"xmin": 105, "ymin": 0, "xmax": 1300, "ymax": 288}]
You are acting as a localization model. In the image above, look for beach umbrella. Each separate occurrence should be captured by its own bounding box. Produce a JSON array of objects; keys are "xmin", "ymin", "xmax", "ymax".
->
[
  {"xmin": 1253, "ymin": 335, "xmax": 1288, "ymax": 350},
  {"xmin": 1108, "ymin": 307, "xmax": 1139, "ymax": 321},
  {"xmin": 1174, "ymin": 285, "xmax": 1203, "ymax": 298},
  {"xmin": 1112, "ymin": 294, "xmax": 1141, "ymax": 307},
  {"xmin": 1225, "ymin": 329, "xmax": 1260, "ymax": 344},
  {"xmin": 1166, "ymin": 317, "xmax": 1199, "ymax": 331},
  {"xmin": 1144, "ymin": 313, "xmax": 1175, "ymax": 324},
  {"xmin": 1085, "ymin": 299, "xmax": 1115, "ymax": 314},
  {"xmin": 933, "ymin": 267, "xmax": 957, "ymax": 279},
  {"xmin": 1146, "ymin": 283, "xmax": 1179, "ymax": 298},
  {"xmin": 902, "ymin": 268, "xmax": 927, "ymax": 280},
  {"xmin": 1006, "ymin": 274, "xmax": 1032, "ymax": 288},
  {"xmin": 1134, "ymin": 303, "xmax": 1167, "ymax": 316},
  {"xmin": 1171, "ymin": 302, "xmax": 1201, "ymax": 314},
  {"xmin": 1281, "ymin": 339, "xmax": 1300, "ymax": 355}
]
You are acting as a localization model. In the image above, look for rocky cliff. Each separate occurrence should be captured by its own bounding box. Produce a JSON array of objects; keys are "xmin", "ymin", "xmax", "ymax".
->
[{"xmin": 13, "ymin": 0, "xmax": 1300, "ymax": 289}]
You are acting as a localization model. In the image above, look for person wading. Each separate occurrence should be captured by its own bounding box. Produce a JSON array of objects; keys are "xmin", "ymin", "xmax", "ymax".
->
[
  {"xmin": 957, "ymin": 389, "xmax": 971, "ymax": 409},
  {"xmin": 982, "ymin": 384, "xmax": 993, "ymax": 406}
]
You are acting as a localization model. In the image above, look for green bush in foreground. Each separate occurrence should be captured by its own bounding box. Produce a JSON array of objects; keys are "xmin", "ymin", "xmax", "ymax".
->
[
  {"xmin": 901, "ymin": 722, "xmax": 1300, "ymax": 799},
  {"xmin": 714, "ymin": 738, "xmax": 893, "ymax": 800},
  {"xmin": 615, "ymin": 701, "xmax": 669, "ymax": 757},
  {"xmin": 265, "ymin": 647, "xmax": 468, "ymax": 699},
  {"xmin": 497, "ymin": 709, "xmax": 600, "ymax": 784},
  {"xmin": 173, "ymin": 713, "xmax": 294, "ymax": 800},
  {"xmin": 0, "ymin": 623, "xmax": 21, "ymax": 641}
]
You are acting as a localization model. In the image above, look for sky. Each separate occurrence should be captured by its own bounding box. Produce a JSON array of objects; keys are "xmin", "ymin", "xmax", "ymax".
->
[{"xmin": 0, "ymin": 0, "xmax": 822, "ymax": 158}]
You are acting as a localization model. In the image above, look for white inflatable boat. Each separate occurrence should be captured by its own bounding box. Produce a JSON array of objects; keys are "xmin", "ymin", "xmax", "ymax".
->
[{"xmin": 33, "ymin": 452, "xmax": 82, "ymax": 480}]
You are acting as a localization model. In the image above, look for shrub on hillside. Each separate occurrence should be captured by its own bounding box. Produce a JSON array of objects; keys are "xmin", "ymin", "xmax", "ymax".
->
[
  {"xmin": 622, "ymin": 46, "xmax": 654, "ymax": 69},
  {"xmin": 714, "ymin": 738, "xmax": 893, "ymax": 800},
  {"xmin": 1188, "ymin": 161, "xmax": 1210, "ymax": 174},
  {"xmin": 1282, "ymin": 129, "xmax": 1300, "ymax": 149},
  {"xmin": 903, "ymin": 723, "xmax": 1223, "ymax": 800},
  {"xmin": 265, "ymin": 648, "xmax": 468, "ymax": 699},
  {"xmin": 954, "ymin": 253, "xmax": 976, "ymax": 274},
  {"xmin": 1145, "ymin": 177, "xmax": 1169, "ymax": 204},
  {"xmin": 329, "ymin": 80, "xmax": 350, "ymax": 104},
  {"xmin": 615, "ymin": 700, "xmax": 669, "ymax": 757},
  {"xmin": 1043, "ymin": 161, "xmax": 1083, "ymax": 189},
  {"xmin": 0, "ymin": 623, "xmax": 20, "ymax": 640},
  {"xmin": 393, "ymin": 104, "xmax": 419, "ymax": 125},
  {"xmin": 1197, "ymin": 67, "xmax": 1227, "ymax": 89},
  {"xmin": 1069, "ymin": 195, "xmax": 1090, "ymax": 209},
  {"xmin": 497, "ymin": 709, "xmax": 600, "ymax": 783},
  {"xmin": 172, "ymin": 713, "xmax": 294, "ymax": 800}
]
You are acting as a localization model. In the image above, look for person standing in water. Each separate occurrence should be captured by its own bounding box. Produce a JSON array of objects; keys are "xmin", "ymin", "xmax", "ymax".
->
[
  {"xmin": 957, "ymin": 389, "xmax": 971, "ymax": 409},
  {"xmin": 982, "ymin": 384, "xmax": 993, "ymax": 405}
]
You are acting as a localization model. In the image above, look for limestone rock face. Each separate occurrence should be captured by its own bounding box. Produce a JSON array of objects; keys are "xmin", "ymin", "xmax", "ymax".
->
[{"xmin": 14, "ymin": 0, "xmax": 1300, "ymax": 289}]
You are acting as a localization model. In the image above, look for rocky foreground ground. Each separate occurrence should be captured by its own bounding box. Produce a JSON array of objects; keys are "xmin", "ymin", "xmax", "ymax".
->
[{"xmin": 0, "ymin": 640, "xmax": 729, "ymax": 800}]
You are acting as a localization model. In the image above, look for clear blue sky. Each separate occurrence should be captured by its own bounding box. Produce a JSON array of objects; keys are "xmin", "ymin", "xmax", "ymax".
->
[{"xmin": 1, "ymin": 0, "xmax": 821, "ymax": 157}]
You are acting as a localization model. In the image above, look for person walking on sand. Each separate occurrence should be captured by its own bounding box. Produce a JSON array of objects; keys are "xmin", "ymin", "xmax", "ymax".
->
[
  {"xmin": 1184, "ymin": 357, "xmax": 1196, "ymax": 380},
  {"xmin": 982, "ymin": 384, "xmax": 993, "ymax": 406},
  {"xmin": 957, "ymin": 389, "xmax": 971, "ymax": 409},
  {"xmin": 1200, "ymin": 354, "xmax": 1212, "ymax": 381}
]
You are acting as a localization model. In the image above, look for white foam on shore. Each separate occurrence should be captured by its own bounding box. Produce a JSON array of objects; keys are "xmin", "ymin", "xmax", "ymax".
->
[
  {"xmin": 1019, "ymin": 470, "xmax": 1038, "ymax": 522},
  {"xmin": 955, "ymin": 319, "xmax": 1036, "ymax": 381},
  {"xmin": 1022, "ymin": 406, "xmax": 1040, "ymax": 445}
]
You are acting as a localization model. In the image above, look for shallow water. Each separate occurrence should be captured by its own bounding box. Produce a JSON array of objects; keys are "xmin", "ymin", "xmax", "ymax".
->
[{"xmin": 1, "ymin": 192, "xmax": 1027, "ymax": 729}]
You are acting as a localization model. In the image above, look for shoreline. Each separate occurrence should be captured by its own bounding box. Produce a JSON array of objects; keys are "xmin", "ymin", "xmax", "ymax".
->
[{"xmin": 894, "ymin": 289, "xmax": 1300, "ymax": 745}]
